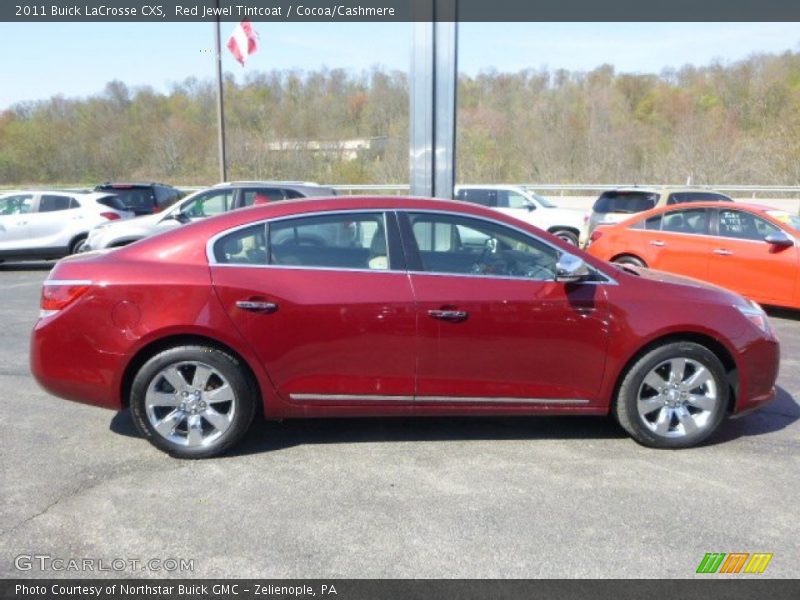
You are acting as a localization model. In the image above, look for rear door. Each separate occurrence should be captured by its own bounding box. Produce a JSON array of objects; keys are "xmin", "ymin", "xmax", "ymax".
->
[
  {"xmin": 639, "ymin": 207, "xmax": 713, "ymax": 280},
  {"xmin": 210, "ymin": 210, "xmax": 417, "ymax": 404},
  {"xmin": 26, "ymin": 194, "xmax": 79, "ymax": 249}
]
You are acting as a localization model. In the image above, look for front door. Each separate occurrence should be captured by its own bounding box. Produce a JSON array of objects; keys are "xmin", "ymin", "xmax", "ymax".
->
[{"xmin": 402, "ymin": 211, "xmax": 611, "ymax": 407}]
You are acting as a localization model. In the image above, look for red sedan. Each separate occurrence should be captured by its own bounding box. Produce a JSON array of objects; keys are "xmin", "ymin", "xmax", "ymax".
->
[{"xmin": 31, "ymin": 197, "xmax": 779, "ymax": 457}]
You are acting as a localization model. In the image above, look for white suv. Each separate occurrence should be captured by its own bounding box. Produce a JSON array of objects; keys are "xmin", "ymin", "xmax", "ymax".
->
[
  {"xmin": 0, "ymin": 190, "xmax": 132, "ymax": 262},
  {"xmin": 454, "ymin": 185, "xmax": 584, "ymax": 245}
]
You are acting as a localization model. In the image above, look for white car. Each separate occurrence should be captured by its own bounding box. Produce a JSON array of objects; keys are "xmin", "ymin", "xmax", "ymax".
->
[
  {"xmin": 454, "ymin": 185, "xmax": 584, "ymax": 245},
  {"xmin": 0, "ymin": 190, "xmax": 132, "ymax": 262},
  {"xmin": 83, "ymin": 181, "xmax": 336, "ymax": 251}
]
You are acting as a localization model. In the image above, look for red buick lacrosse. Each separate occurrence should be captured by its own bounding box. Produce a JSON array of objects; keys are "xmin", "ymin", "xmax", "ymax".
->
[{"xmin": 31, "ymin": 197, "xmax": 779, "ymax": 458}]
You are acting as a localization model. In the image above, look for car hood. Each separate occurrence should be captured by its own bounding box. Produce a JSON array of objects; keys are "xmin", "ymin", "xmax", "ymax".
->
[{"xmin": 615, "ymin": 263, "xmax": 744, "ymax": 299}]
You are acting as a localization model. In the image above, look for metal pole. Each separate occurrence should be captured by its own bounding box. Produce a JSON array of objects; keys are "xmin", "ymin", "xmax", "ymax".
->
[{"xmin": 214, "ymin": 6, "xmax": 227, "ymax": 182}]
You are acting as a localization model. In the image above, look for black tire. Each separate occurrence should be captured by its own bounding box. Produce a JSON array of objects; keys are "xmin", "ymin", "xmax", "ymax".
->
[
  {"xmin": 613, "ymin": 341, "xmax": 728, "ymax": 449},
  {"xmin": 130, "ymin": 345, "xmax": 257, "ymax": 458},
  {"xmin": 612, "ymin": 254, "xmax": 647, "ymax": 268},
  {"xmin": 69, "ymin": 236, "xmax": 87, "ymax": 255},
  {"xmin": 551, "ymin": 229, "xmax": 580, "ymax": 246}
]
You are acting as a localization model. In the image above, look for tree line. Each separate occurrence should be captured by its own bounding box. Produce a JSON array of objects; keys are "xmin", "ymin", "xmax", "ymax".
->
[{"xmin": 1, "ymin": 49, "xmax": 799, "ymax": 187}]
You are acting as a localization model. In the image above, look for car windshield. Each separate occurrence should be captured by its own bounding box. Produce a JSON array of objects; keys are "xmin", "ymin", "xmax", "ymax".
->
[
  {"xmin": 766, "ymin": 210, "xmax": 800, "ymax": 232},
  {"xmin": 593, "ymin": 191, "xmax": 659, "ymax": 214}
]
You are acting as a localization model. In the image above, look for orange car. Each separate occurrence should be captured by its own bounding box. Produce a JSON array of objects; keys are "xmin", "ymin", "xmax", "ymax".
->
[{"xmin": 586, "ymin": 202, "xmax": 800, "ymax": 309}]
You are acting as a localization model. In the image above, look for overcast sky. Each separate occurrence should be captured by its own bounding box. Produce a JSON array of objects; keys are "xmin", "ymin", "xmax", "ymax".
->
[{"xmin": 0, "ymin": 21, "xmax": 798, "ymax": 109}]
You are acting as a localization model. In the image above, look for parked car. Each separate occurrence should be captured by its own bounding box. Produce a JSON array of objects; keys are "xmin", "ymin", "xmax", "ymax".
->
[
  {"xmin": 0, "ymin": 190, "xmax": 132, "ymax": 262},
  {"xmin": 32, "ymin": 197, "xmax": 778, "ymax": 458},
  {"xmin": 455, "ymin": 184, "xmax": 584, "ymax": 245},
  {"xmin": 94, "ymin": 182, "xmax": 184, "ymax": 216},
  {"xmin": 586, "ymin": 202, "xmax": 800, "ymax": 310},
  {"xmin": 82, "ymin": 181, "xmax": 335, "ymax": 251},
  {"xmin": 585, "ymin": 186, "xmax": 733, "ymax": 241}
]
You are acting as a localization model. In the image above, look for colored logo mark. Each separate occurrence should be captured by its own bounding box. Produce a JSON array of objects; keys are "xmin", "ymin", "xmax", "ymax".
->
[{"xmin": 696, "ymin": 552, "xmax": 773, "ymax": 574}]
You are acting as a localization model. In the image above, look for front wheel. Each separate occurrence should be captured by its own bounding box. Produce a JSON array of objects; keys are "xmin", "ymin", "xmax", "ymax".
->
[
  {"xmin": 551, "ymin": 229, "xmax": 579, "ymax": 246},
  {"xmin": 130, "ymin": 345, "xmax": 256, "ymax": 458},
  {"xmin": 612, "ymin": 255, "xmax": 646, "ymax": 268},
  {"xmin": 613, "ymin": 342, "xmax": 728, "ymax": 448}
]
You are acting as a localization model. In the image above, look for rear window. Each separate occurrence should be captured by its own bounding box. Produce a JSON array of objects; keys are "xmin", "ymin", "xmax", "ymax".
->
[
  {"xmin": 666, "ymin": 192, "xmax": 732, "ymax": 205},
  {"xmin": 593, "ymin": 191, "xmax": 658, "ymax": 214},
  {"xmin": 96, "ymin": 186, "xmax": 156, "ymax": 212},
  {"xmin": 96, "ymin": 195, "xmax": 128, "ymax": 211}
]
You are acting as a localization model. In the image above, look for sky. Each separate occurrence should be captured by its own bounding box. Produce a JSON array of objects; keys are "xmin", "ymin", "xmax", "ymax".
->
[{"xmin": 0, "ymin": 21, "xmax": 798, "ymax": 109}]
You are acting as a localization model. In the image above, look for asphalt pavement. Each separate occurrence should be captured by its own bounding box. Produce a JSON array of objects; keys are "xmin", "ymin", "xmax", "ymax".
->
[{"xmin": 1, "ymin": 263, "xmax": 798, "ymax": 578}]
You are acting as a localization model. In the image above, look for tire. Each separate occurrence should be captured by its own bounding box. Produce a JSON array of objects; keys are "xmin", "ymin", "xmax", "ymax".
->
[
  {"xmin": 612, "ymin": 254, "xmax": 646, "ymax": 268},
  {"xmin": 130, "ymin": 345, "xmax": 257, "ymax": 458},
  {"xmin": 613, "ymin": 341, "xmax": 728, "ymax": 449},
  {"xmin": 69, "ymin": 236, "xmax": 87, "ymax": 255},
  {"xmin": 551, "ymin": 229, "xmax": 580, "ymax": 246}
]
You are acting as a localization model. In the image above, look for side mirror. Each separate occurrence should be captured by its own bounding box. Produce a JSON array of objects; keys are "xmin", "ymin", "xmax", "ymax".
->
[
  {"xmin": 765, "ymin": 231, "xmax": 794, "ymax": 248},
  {"xmin": 555, "ymin": 253, "xmax": 591, "ymax": 283},
  {"xmin": 170, "ymin": 212, "xmax": 191, "ymax": 224},
  {"xmin": 526, "ymin": 203, "xmax": 535, "ymax": 212}
]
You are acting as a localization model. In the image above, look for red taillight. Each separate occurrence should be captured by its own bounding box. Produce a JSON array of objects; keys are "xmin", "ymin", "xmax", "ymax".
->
[
  {"xmin": 100, "ymin": 212, "xmax": 121, "ymax": 220},
  {"xmin": 589, "ymin": 230, "xmax": 604, "ymax": 243},
  {"xmin": 40, "ymin": 281, "xmax": 92, "ymax": 317}
]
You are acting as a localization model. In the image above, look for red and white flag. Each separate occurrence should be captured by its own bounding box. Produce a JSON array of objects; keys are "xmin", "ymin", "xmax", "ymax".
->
[{"xmin": 227, "ymin": 19, "xmax": 258, "ymax": 66}]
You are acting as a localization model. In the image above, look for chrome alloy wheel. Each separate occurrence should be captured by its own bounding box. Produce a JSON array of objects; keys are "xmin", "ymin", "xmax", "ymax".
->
[
  {"xmin": 144, "ymin": 361, "xmax": 237, "ymax": 447},
  {"xmin": 636, "ymin": 358, "xmax": 718, "ymax": 438}
]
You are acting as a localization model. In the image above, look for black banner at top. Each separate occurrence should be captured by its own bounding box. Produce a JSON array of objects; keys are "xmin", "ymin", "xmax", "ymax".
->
[{"xmin": 2, "ymin": 0, "xmax": 800, "ymax": 22}]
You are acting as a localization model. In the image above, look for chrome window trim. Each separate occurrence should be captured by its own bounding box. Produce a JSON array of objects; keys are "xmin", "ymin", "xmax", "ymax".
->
[
  {"xmin": 206, "ymin": 209, "xmax": 391, "ymax": 271},
  {"xmin": 403, "ymin": 208, "xmax": 618, "ymax": 285},
  {"xmin": 290, "ymin": 393, "xmax": 590, "ymax": 405},
  {"xmin": 205, "ymin": 207, "xmax": 618, "ymax": 285}
]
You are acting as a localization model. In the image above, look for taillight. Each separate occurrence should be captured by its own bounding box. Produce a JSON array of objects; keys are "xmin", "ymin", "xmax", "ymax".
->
[
  {"xmin": 40, "ymin": 280, "xmax": 92, "ymax": 318},
  {"xmin": 589, "ymin": 230, "xmax": 604, "ymax": 243},
  {"xmin": 100, "ymin": 212, "xmax": 121, "ymax": 220}
]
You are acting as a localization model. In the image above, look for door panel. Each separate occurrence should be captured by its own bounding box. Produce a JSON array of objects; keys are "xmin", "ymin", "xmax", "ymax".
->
[
  {"xmin": 709, "ymin": 209, "xmax": 799, "ymax": 305},
  {"xmin": 412, "ymin": 274, "xmax": 609, "ymax": 403},
  {"xmin": 0, "ymin": 194, "xmax": 34, "ymax": 249},
  {"xmin": 636, "ymin": 208, "xmax": 713, "ymax": 280},
  {"xmin": 402, "ymin": 211, "xmax": 610, "ymax": 405}
]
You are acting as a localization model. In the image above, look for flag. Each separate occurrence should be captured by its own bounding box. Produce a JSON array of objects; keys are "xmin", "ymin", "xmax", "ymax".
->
[{"xmin": 227, "ymin": 19, "xmax": 258, "ymax": 66}]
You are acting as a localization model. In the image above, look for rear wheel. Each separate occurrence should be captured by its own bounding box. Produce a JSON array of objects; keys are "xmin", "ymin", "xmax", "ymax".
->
[
  {"xmin": 613, "ymin": 341, "xmax": 728, "ymax": 448},
  {"xmin": 612, "ymin": 254, "xmax": 646, "ymax": 268},
  {"xmin": 69, "ymin": 236, "xmax": 87, "ymax": 255},
  {"xmin": 130, "ymin": 345, "xmax": 256, "ymax": 458}
]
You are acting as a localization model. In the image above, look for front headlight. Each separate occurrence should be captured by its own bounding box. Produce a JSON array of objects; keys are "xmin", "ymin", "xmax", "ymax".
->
[{"xmin": 735, "ymin": 300, "xmax": 771, "ymax": 334}]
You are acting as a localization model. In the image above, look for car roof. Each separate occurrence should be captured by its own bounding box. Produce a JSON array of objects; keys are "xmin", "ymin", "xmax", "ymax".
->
[
  {"xmin": 455, "ymin": 184, "xmax": 529, "ymax": 191},
  {"xmin": 603, "ymin": 186, "xmax": 729, "ymax": 195},
  {"xmin": 96, "ymin": 182, "xmax": 175, "ymax": 188},
  {"xmin": 212, "ymin": 180, "xmax": 326, "ymax": 188},
  {"xmin": 612, "ymin": 201, "xmax": 789, "ymax": 228}
]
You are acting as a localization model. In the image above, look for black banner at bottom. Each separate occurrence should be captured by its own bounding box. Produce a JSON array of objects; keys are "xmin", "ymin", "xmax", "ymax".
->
[{"xmin": 1, "ymin": 579, "xmax": 800, "ymax": 600}]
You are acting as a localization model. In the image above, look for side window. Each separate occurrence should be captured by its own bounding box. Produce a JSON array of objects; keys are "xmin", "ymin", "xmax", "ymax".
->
[
  {"xmin": 0, "ymin": 194, "xmax": 34, "ymax": 215},
  {"xmin": 661, "ymin": 208, "xmax": 709, "ymax": 235},
  {"xmin": 408, "ymin": 213, "xmax": 559, "ymax": 281},
  {"xmin": 38, "ymin": 195, "xmax": 74, "ymax": 212},
  {"xmin": 505, "ymin": 191, "xmax": 531, "ymax": 210},
  {"xmin": 457, "ymin": 189, "xmax": 497, "ymax": 207},
  {"xmin": 214, "ymin": 225, "xmax": 267, "ymax": 265},
  {"xmin": 242, "ymin": 189, "xmax": 287, "ymax": 206},
  {"xmin": 180, "ymin": 191, "xmax": 233, "ymax": 217},
  {"xmin": 668, "ymin": 192, "xmax": 731, "ymax": 204},
  {"xmin": 270, "ymin": 213, "xmax": 389, "ymax": 270},
  {"xmin": 718, "ymin": 210, "xmax": 779, "ymax": 241},
  {"xmin": 283, "ymin": 189, "xmax": 305, "ymax": 199}
]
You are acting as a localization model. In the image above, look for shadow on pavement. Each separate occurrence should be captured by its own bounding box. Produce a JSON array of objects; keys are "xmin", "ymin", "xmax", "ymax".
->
[
  {"xmin": 0, "ymin": 261, "xmax": 55, "ymax": 271},
  {"xmin": 110, "ymin": 384, "xmax": 799, "ymax": 456}
]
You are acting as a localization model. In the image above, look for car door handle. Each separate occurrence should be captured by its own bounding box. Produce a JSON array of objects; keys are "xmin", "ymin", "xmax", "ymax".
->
[
  {"xmin": 235, "ymin": 300, "xmax": 278, "ymax": 313},
  {"xmin": 650, "ymin": 240, "xmax": 665, "ymax": 247},
  {"xmin": 713, "ymin": 249, "xmax": 732, "ymax": 256},
  {"xmin": 15, "ymin": 221, "xmax": 27, "ymax": 226},
  {"xmin": 428, "ymin": 309, "xmax": 468, "ymax": 322}
]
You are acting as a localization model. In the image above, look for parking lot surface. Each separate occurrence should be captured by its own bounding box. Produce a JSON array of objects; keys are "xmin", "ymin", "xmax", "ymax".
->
[{"xmin": 1, "ymin": 264, "xmax": 798, "ymax": 578}]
